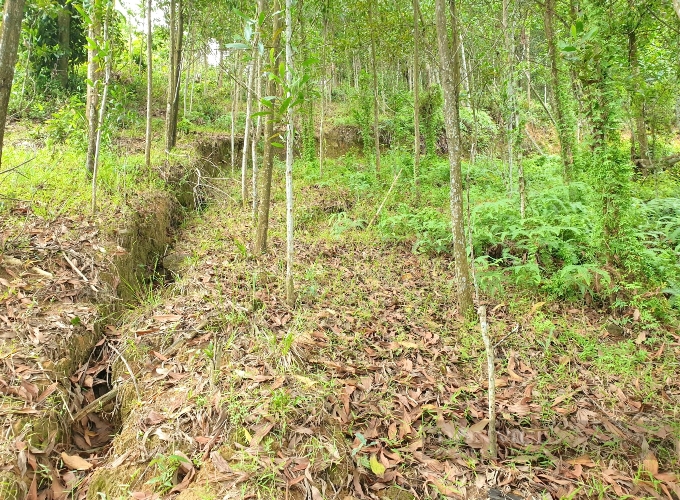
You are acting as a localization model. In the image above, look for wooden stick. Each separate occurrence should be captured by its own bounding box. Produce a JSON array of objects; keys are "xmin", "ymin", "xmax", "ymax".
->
[
  {"xmin": 367, "ymin": 168, "xmax": 403, "ymax": 229},
  {"xmin": 71, "ymin": 387, "xmax": 119, "ymax": 422},
  {"xmin": 478, "ymin": 305, "xmax": 497, "ymax": 459}
]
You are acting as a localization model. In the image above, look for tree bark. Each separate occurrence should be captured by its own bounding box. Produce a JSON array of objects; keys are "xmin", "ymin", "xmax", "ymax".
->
[
  {"xmin": 543, "ymin": 0, "xmax": 574, "ymax": 179},
  {"xmin": 673, "ymin": 0, "xmax": 680, "ymax": 22},
  {"xmin": 56, "ymin": 2, "xmax": 70, "ymax": 88},
  {"xmin": 92, "ymin": 2, "xmax": 113, "ymax": 213},
  {"xmin": 145, "ymin": 0, "xmax": 153, "ymax": 169},
  {"xmin": 86, "ymin": 0, "xmax": 103, "ymax": 175},
  {"xmin": 413, "ymin": 0, "xmax": 421, "ymax": 200},
  {"xmin": 434, "ymin": 0, "xmax": 474, "ymax": 319},
  {"xmin": 628, "ymin": 23, "xmax": 648, "ymax": 163},
  {"xmin": 502, "ymin": 0, "xmax": 515, "ymax": 197},
  {"xmin": 230, "ymin": 62, "xmax": 241, "ymax": 175},
  {"xmin": 165, "ymin": 0, "xmax": 183, "ymax": 151},
  {"xmin": 368, "ymin": 0, "xmax": 381, "ymax": 172},
  {"xmin": 217, "ymin": 45, "xmax": 224, "ymax": 88},
  {"xmin": 254, "ymin": 0, "xmax": 282, "ymax": 255},
  {"xmin": 285, "ymin": 0, "xmax": 295, "ymax": 307},
  {"xmin": 0, "ymin": 0, "xmax": 25, "ymax": 167},
  {"xmin": 241, "ymin": 59, "xmax": 254, "ymax": 204}
]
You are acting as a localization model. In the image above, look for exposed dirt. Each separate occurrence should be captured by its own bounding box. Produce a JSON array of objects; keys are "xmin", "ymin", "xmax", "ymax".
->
[{"xmin": 0, "ymin": 139, "xmax": 232, "ymax": 499}]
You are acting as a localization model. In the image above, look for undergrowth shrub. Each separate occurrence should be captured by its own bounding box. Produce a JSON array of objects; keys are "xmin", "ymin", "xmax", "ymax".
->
[
  {"xmin": 378, "ymin": 204, "xmax": 450, "ymax": 254},
  {"xmin": 44, "ymin": 96, "xmax": 87, "ymax": 149}
]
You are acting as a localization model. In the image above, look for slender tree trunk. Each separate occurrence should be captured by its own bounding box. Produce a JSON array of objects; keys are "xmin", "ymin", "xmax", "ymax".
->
[
  {"xmin": 254, "ymin": 0, "xmax": 282, "ymax": 255},
  {"xmin": 252, "ymin": 8, "xmax": 264, "ymax": 221},
  {"xmin": 183, "ymin": 44, "xmax": 190, "ymax": 118},
  {"xmin": 86, "ymin": 0, "xmax": 103, "ymax": 174},
  {"xmin": 502, "ymin": 0, "xmax": 515, "ymax": 197},
  {"xmin": 525, "ymin": 25, "xmax": 530, "ymax": 105},
  {"xmin": 231, "ymin": 63, "xmax": 240, "ymax": 175},
  {"xmin": 145, "ymin": 0, "xmax": 153, "ymax": 169},
  {"xmin": 368, "ymin": 0, "xmax": 381, "ymax": 171},
  {"xmin": 92, "ymin": 2, "xmax": 113, "ymax": 213},
  {"xmin": 285, "ymin": 0, "xmax": 295, "ymax": 307},
  {"xmin": 544, "ymin": 0, "xmax": 574, "ymax": 179},
  {"xmin": 435, "ymin": 0, "xmax": 474, "ymax": 319},
  {"xmin": 412, "ymin": 0, "xmax": 421, "ymax": 199},
  {"xmin": 56, "ymin": 2, "xmax": 70, "ymax": 88},
  {"xmin": 217, "ymin": 46, "xmax": 224, "ymax": 88},
  {"xmin": 165, "ymin": 0, "xmax": 176, "ymax": 150},
  {"xmin": 0, "ymin": 0, "xmax": 25, "ymax": 167},
  {"xmin": 165, "ymin": 0, "xmax": 183, "ymax": 151},
  {"xmin": 628, "ymin": 25, "xmax": 648, "ymax": 163},
  {"xmin": 673, "ymin": 0, "xmax": 680, "ymax": 21},
  {"xmin": 459, "ymin": 34, "xmax": 470, "ymax": 104},
  {"xmin": 241, "ymin": 60, "xmax": 255, "ymax": 205}
]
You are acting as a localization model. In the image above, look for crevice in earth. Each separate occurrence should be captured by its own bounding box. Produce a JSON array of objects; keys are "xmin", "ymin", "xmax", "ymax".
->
[{"xmin": 14, "ymin": 140, "xmax": 231, "ymax": 499}]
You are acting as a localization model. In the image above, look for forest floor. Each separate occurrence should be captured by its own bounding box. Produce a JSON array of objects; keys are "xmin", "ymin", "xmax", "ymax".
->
[
  {"xmin": 1, "ymin": 135, "xmax": 679, "ymax": 499},
  {"xmin": 84, "ymin": 162, "xmax": 679, "ymax": 498}
]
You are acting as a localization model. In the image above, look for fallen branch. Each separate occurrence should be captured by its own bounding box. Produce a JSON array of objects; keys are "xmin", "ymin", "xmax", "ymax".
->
[
  {"xmin": 367, "ymin": 168, "xmax": 403, "ymax": 229},
  {"xmin": 71, "ymin": 387, "xmax": 119, "ymax": 422},
  {"xmin": 524, "ymin": 125, "xmax": 545, "ymax": 156},
  {"xmin": 109, "ymin": 343, "xmax": 141, "ymax": 401},
  {"xmin": 62, "ymin": 251, "xmax": 99, "ymax": 292},
  {"xmin": 0, "ymin": 156, "xmax": 36, "ymax": 177}
]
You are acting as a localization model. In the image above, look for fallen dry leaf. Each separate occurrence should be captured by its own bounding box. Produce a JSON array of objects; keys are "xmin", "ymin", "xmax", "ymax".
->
[{"xmin": 60, "ymin": 452, "xmax": 92, "ymax": 471}]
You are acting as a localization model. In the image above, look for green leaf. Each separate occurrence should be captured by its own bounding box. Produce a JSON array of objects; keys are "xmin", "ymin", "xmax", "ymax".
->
[
  {"xmin": 369, "ymin": 455, "xmax": 385, "ymax": 476},
  {"xmin": 226, "ymin": 43, "xmax": 250, "ymax": 50},
  {"xmin": 71, "ymin": 316, "xmax": 81, "ymax": 326},
  {"xmin": 272, "ymin": 141, "xmax": 284, "ymax": 148}
]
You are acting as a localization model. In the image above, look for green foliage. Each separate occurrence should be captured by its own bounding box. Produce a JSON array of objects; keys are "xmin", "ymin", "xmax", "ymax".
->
[
  {"xmin": 578, "ymin": 146, "xmax": 635, "ymax": 262},
  {"xmin": 329, "ymin": 212, "xmax": 365, "ymax": 236},
  {"xmin": 459, "ymin": 107, "xmax": 498, "ymax": 152},
  {"xmin": 147, "ymin": 454, "xmax": 191, "ymax": 494},
  {"xmin": 419, "ymin": 86, "xmax": 443, "ymax": 156},
  {"xmin": 378, "ymin": 204, "xmax": 450, "ymax": 254},
  {"xmin": 44, "ymin": 96, "xmax": 87, "ymax": 149},
  {"xmin": 348, "ymin": 72, "xmax": 374, "ymax": 154}
]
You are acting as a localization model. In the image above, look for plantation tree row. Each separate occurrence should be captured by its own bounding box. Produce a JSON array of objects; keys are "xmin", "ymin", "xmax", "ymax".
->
[{"xmin": 0, "ymin": 0, "xmax": 679, "ymax": 314}]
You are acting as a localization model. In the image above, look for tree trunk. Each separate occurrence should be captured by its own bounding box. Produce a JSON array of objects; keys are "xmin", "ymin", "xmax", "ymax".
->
[
  {"xmin": 217, "ymin": 45, "xmax": 224, "ymax": 88},
  {"xmin": 56, "ymin": 2, "xmax": 70, "ymax": 88},
  {"xmin": 254, "ymin": 0, "xmax": 282, "ymax": 255},
  {"xmin": 544, "ymin": 0, "xmax": 574, "ymax": 179},
  {"xmin": 285, "ymin": 0, "xmax": 295, "ymax": 307},
  {"xmin": 412, "ymin": 0, "xmax": 421, "ymax": 199},
  {"xmin": 241, "ymin": 59, "xmax": 254, "ymax": 205},
  {"xmin": 0, "ymin": 0, "xmax": 25, "ymax": 167},
  {"xmin": 145, "ymin": 0, "xmax": 153, "ymax": 169},
  {"xmin": 434, "ymin": 0, "xmax": 474, "ymax": 319},
  {"xmin": 502, "ymin": 0, "xmax": 515, "ymax": 197},
  {"xmin": 230, "ymin": 62, "xmax": 241, "ymax": 175},
  {"xmin": 368, "ymin": 0, "xmax": 381, "ymax": 171},
  {"xmin": 92, "ymin": 2, "xmax": 113, "ymax": 213},
  {"xmin": 165, "ymin": 0, "xmax": 183, "ymax": 151},
  {"xmin": 86, "ymin": 0, "xmax": 103, "ymax": 174},
  {"xmin": 673, "ymin": 0, "xmax": 680, "ymax": 22},
  {"xmin": 252, "ymin": 5, "xmax": 264, "ymax": 221},
  {"xmin": 628, "ymin": 25, "xmax": 649, "ymax": 163}
]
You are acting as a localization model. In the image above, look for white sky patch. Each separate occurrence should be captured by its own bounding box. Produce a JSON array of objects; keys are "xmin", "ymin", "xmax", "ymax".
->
[{"xmin": 116, "ymin": 0, "xmax": 221, "ymax": 66}]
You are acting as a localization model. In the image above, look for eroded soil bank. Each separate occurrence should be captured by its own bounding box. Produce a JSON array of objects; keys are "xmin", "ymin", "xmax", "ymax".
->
[{"xmin": 0, "ymin": 139, "xmax": 229, "ymax": 499}]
